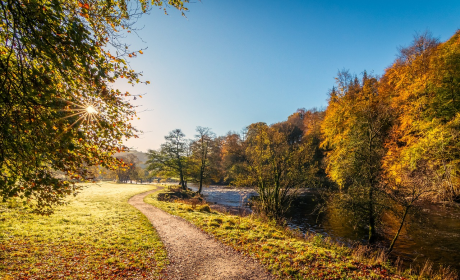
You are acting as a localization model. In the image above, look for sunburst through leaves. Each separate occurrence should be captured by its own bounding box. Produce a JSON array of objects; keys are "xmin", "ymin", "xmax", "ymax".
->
[{"xmin": 57, "ymin": 98, "xmax": 104, "ymax": 132}]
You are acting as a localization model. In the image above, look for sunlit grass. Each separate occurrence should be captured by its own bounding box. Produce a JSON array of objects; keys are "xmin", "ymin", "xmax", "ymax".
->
[
  {"xmin": 0, "ymin": 183, "xmax": 166, "ymax": 279},
  {"xmin": 145, "ymin": 187, "xmax": 402, "ymax": 280}
]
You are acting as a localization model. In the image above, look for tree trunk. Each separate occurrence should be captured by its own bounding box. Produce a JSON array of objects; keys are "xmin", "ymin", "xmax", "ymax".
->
[
  {"xmin": 198, "ymin": 166, "xmax": 204, "ymax": 194},
  {"xmin": 179, "ymin": 170, "xmax": 186, "ymax": 190},
  {"xmin": 368, "ymin": 187, "xmax": 376, "ymax": 244},
  {"xmin": 388, "ymin": 205, "xmax": 410, "ymax": 253}
]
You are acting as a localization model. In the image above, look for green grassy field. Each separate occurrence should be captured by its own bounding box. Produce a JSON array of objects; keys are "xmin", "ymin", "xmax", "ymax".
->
[
  {"xmin": 145, "ymin": 187, "xmax": 406, "ymax": 280},
  {"xmin": 0, "ymin": 183, "xmax": 167, "ymax": 279}
]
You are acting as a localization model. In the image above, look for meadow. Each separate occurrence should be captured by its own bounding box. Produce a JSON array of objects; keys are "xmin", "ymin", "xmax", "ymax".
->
[{"xmin": 0, "ymin": 183, "xmax": 166, "ymax": 279}]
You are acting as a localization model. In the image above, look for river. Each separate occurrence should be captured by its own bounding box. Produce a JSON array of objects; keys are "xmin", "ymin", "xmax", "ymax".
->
[{"xmin": 188, "ymin": 184, "xmax": 460, "ymax": 272}]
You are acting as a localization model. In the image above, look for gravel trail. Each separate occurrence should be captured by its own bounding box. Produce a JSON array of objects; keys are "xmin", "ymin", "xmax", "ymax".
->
[{"xmin": 129, "ymin": 188, "xmax": 274, "ymax": 280}]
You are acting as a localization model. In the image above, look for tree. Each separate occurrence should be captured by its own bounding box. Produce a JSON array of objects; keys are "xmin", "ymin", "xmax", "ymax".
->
[
  {"xmin": 0, "ymin": 0, "xmax": 189, "ymax": 214},
  {"xmin": 136, "ymin": 167, "xmax": 149, "ymax": 184},
  {"xmin": 321, "ymin": 71, "xmax": 393, "ymax": 243},
  {"xmin": 238, "ymin": 122, "xmax": 317, "ymax": 219},
  {"xmin": 383, "ymin": 164, "xmax": 437, "ymax": 253},
  {"xmin": 115, "ymin": 153, "xmax": 140, "ymax": 183},
  {"xmin": 99, "ymin": 166, "xmax": 117, "ymax": 181},
  {"xmin": 190, "ymin": 126, "xmax": 216, "ymax": 194},
  {"xmin": 147, "ymin": 129, "xmax": 189, "ymax": 190},
  {"xmin": 301, "ymin": 108, "xmax": 328, "ymax": 186},
  {"xmin": 221, "ymin": 132, "xmax": 246, "ymax": 184},
  {"xmin": 381, "ymin": 31, "xmax": 460, "ymax": 202},
  {"xmin": 374, "ymin": 31, "xmax": 460, "ymax": 251}
]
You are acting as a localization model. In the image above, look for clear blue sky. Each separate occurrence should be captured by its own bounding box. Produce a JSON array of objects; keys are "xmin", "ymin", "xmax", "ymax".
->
[{"xmin": 119, "ymin": 0, "xmax": 460, "ymax": 151}]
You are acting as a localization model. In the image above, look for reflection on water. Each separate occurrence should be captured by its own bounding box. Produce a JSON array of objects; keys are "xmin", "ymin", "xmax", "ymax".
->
[
  {"xmin": 386, "ymin": 204, "xmax": 460, "ymax": 270},
  {"xmin": 189, "ymin": 184, "xmax": 460, "ymax": 272}
]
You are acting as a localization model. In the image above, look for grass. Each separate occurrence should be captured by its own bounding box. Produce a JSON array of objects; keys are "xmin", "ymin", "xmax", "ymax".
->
[
  {"xmin": 145, "ymin": 186, "xmax": 413, "ymax": 280},
  {"xmin": 0, "ymin": 182, "xmax": 167, "ymax": 279}
]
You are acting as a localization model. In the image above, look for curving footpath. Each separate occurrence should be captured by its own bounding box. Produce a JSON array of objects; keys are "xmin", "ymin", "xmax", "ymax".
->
[{"xmin": 129, "ymin": 188, "xmax": 274, "ymax": 280}]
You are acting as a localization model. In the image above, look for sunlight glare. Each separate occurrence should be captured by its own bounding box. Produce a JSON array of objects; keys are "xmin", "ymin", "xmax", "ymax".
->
[{"xmin": 86, "ymin": 105, "xmax": 98, "ymax": 114}]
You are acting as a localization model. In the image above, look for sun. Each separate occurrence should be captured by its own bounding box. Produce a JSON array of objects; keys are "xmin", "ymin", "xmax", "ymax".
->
[
  {"xmin": 86, "ymin": 105, "xmax": 98, "ymax": 114},
  {"xmin": 56, "ymin": 98, "xmax": 103, "ymax": 132}
]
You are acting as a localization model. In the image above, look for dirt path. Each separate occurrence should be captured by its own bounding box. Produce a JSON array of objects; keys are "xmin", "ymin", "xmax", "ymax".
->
[{"xmin": 129, "ymin": 188, "xmax": 274, "ymax": 280}]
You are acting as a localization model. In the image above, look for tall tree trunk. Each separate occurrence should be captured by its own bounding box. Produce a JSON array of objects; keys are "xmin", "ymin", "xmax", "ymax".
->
[
  {"xmin": 198, "ymin": 166, "xmax": 204, "ymax": 194},
  {"xmin": 368, "ymin": 187, "xmax": 376, "ymax": 244},
  {"xmin": 179, "ymin": 170, "xmax": 186, "ymax": 190},
  {"xmin": 388, "ymin": 204, "xmax": 410, "ymax": 253}
]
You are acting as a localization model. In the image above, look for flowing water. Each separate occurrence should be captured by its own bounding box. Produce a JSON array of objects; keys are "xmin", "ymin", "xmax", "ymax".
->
[{"xmin": 189, "ymin": 184, "xmax": 460, "ymax": 272}]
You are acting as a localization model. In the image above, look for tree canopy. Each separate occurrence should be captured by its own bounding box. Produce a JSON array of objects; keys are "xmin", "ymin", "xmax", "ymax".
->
[
  {"xmin": 147, "ymin": 129, "xmax": 190, "ymax": 189},
  {"xmin": 381, "ymin": 32, "xmax": 460, "ymax": 202},
  {"xmin": 0, "ymin": 0, "xmax": 188, "ymax": 213}
]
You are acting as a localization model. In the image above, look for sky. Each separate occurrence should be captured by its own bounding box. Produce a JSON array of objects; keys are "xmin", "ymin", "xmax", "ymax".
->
[{"xmin": 118, "ymin": 0, "xmax": 460, "ymax": 151}]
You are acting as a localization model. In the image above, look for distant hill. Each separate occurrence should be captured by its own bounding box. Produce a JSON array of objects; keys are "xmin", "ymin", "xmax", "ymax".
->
[{"xmin": 114, "ymin": 150, "xmax": 149, "ymax": 168}]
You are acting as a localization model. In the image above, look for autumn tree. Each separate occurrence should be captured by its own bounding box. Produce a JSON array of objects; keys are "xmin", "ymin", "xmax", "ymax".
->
[
  {"xmin": 147, "ymin": 129, "xmax": 190, "ymax": 189},
  {"xmin": 115, "ymin": 154, "xmax": 140, "ymax": 183},
  {"xmin": 373, "ymin": 31, "xmax": 460, "ymax": 251},
  {"xmin": 238, "ymin": 122, "xmax": 318, "ymax": 219},
  {"xmin": 321, "ymin": 71, "xmax": 393, "ymax": 243},
  {"xmin": 99, "ymin": 166, "xmax": 117, "ymax": 181},
  {"xmin": 0, "ymin": 0, "xmax": 189, "ymax": 213},
  {"xmin": 207, "ymin": 136, "xmax": 225, "ymax": 184},
  {"xmin": 381, "ymin": 32, "xmax": 460, "ymax": 203},
  {"xmin": 381, "ymin": 164, "xmax": 438, "ymax": 253},
  {"xmin": 299, "ymin": 108, "xmax": 328, "ymax": 186},
  {"xmin": 221, "ymin": 132, "xmax": 246, "ymax": 184}
]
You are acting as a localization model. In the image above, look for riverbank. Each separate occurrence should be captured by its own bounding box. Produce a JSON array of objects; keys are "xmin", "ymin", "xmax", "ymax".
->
[
  {"xmin": 0, "ymin": 183, "xmax": 167, "ymax": 279},
  {"xmin": 187, "ymin": 183, "xmax": 460, "ymax": 274},
  {"xmin": 145, "ymin": 186, "xmax": 439, "ymax": 279}
]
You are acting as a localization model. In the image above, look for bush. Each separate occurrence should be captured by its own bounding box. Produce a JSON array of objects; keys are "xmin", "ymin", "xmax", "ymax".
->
[{"xmin": 198, "ymin": 204, "xmax": 211, "ymax": 213}]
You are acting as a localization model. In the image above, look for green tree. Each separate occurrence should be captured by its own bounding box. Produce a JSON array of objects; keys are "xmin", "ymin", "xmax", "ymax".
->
[
  {"xmin": 0, "ymin": 0, "xmax": 188, "ymax": 214},
  {"xmin": 136, "ymin": 167, "xmax": 149, "ymax": 184},
  {"xmin": 238, "ymin": 122, "xmax": 317, "ymax": 219},
  {"xmin": 190, "ymin": 126, "xmax": 216, "ymax": 194},
  {"xmin": 147, "ymin": 129, "xmax": 189, "ymax": 190}
]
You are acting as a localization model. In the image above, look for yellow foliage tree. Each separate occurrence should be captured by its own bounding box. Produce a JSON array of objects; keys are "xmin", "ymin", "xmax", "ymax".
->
[{"xmin": 381, "ymin": 31, "xmax": 460, "ymax": 201}]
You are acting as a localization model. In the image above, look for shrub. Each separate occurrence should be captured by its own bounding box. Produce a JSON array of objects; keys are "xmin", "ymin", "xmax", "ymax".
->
[{"xmin": 198, "ymin": 204, "xmax": 211, "ymax": 213}]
